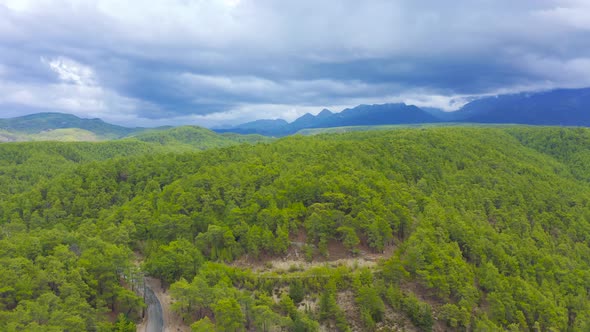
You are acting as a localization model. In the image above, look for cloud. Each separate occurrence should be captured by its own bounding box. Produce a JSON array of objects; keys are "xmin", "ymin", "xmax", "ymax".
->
[
  {"xmin": 519, "ymin": 55, "xmax": 590, "ymax": 87},
  {"xmin": 0, "ymin": 55, "xmax": 151, "ymax": 123},
  {"xmin": 534, "ymin": 1, "xmax": 590, "ymax": 30},
  {"xmin": 0, "ymin": 0, "xmax": 589, "ymax": 127},
  {"xmin": 42, "ymin": 56, "xmax": 96, "ymax": 86}
]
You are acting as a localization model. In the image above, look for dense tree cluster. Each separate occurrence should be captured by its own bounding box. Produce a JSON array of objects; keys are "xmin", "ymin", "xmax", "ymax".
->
[{"xmin": 1, "ymin": 127, "xmax": 590, "ymax": 330}]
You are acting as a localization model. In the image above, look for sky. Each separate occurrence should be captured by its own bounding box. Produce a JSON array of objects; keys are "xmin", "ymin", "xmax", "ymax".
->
[{"xmin": 0, "ymin": 0, "xmax": 590, "ymax": 128}]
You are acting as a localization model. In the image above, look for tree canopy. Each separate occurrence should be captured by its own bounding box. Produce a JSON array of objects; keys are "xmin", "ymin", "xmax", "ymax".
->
[{"xmin": 1, "ymin": 126, "xmax": 590, "ymax": 330}]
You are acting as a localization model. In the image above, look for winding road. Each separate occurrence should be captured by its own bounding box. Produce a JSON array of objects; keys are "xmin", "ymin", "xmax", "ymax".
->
[{"xmin": 143, "ymin": 283, "xmax": 164, "ymax": 332}]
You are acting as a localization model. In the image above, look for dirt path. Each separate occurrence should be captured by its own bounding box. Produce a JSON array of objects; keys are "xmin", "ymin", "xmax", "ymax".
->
[
  {"xmin": 134, "ymin": 240, "xmax": 394, "ymax": 331},
  {"xmin": 133, "ymin": 252, "xmax": 189, "ymax": 332},
  {"xmin": 136, "ymin": 277, "xmax": 190, "ymax": 332},
  {"xmin": 137, "ymin": 277, "xmax": 190, "ymax": 332},
  {"xmin": 136, "ymin": 284, "xmax": 163, "ymax": 332},
  {"xmin": 231, "ymin": 240, "xmax": 395, "ymax": 273}
]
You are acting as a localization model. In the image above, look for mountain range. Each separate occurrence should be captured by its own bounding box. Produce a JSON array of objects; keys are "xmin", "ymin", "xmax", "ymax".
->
[
  {"xmin": 215, "ymin": 103, "xmax": 440, "ymax": 136},
  {"xmin": 216, "ymin": 87, "xmax": 590, "ymax": 136},
  {"xmin": 0, "ymin": 112, "xmax": 271, "ymax": 149},
  {"xmin": 2, "ymin": 87, "xmax": 590, "ymax": 140}
]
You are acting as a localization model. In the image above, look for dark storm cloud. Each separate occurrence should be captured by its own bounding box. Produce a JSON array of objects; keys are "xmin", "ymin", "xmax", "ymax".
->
[{"xmin": 0, "ymin": 0, "xmax": 589, "ymax": 126}]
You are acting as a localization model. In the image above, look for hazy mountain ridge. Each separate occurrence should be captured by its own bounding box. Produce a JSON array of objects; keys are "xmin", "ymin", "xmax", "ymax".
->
[
  {"xmin": 454, "ymin": 88, "xmax": 590, "ymax": 125},
  {"xmin": 4, "ymin": 87, "xmax": 590, "ymax": 140},
  {"xmin": 217, "ymin": 103, "xmax": 438, "ymax": 136},
  {"xmin": 219, "ymin": 87, "xmax": 590, "ymax": 136}
]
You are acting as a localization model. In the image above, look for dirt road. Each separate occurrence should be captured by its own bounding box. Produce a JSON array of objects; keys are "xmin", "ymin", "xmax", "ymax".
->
[
  {"xmin": 137, "ymin": 277, "xmax": 190, "ymax": 332},
  {"xmin": 143, "ymin": 284, "xmax": 164, "ymax": 332}
]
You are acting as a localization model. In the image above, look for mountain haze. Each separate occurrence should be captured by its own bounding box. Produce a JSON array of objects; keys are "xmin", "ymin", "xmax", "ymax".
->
[
  {"xmin": 454, "ymin": 88, "xmax": 590, "ymax": 125},
  {"xmin": 3, "ymin": 87, "xmax": 590, "ymax": 140},
  {"xmin": 218, "ymin": 103, "xmax": 439, "ymax": 136},
  {"xmin": 218, "ymin": 87, "xmax": 590, "ymax": 136}
]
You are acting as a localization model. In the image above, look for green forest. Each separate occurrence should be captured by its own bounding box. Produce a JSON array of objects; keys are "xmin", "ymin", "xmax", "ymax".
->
[{"xmin": 1, "ymin": 126, "xmax": 590, "ymax": 331}]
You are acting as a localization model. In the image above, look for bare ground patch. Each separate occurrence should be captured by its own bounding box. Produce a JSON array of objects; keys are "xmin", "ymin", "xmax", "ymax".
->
[{"xmin": 231, "ymin": 238, "xmax": 396, "ymax": 273}]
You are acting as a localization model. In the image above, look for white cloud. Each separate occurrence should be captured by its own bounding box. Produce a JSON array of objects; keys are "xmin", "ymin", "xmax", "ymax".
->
[
  {"xmin": 0, "ymin": 0, "xmax": 566, "ymax": 61},
  {"xmin": 0, "ymin": 55, "xmax": 149, "ymax": 123},
  {"xmin": 179, "ymin": 73, "xmax": 399, "ymax": 105},
  {"xmin": 0, "ymin": 77, "xmax": 137, "ymax": 114},
  {"xmin": 535, "ymin": 1, "xmax": 590, "ymax": 30},
  {"xmin": 42, "ymin": 56, "xmax": 96, "ymax": 85},
  {"xmin": 1, "ymin": 0, "xmax": 590, "ymax": 126},
  {"xmin": 0, "ymin": 0, "xmax": 36, "ymax": 12},
  {"xmin": 153, "ymin": 103, "xmax": 348, "ymax": 128}
]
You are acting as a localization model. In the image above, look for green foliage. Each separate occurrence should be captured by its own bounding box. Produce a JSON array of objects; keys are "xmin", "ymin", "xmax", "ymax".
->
[
  {"xmin": 439, "ymin": 304, "xmax": 470, "ymax": 330},
  {"xmin": 113, "ymin": 313, "xmax": 136, "ymax": 332},
  {"xmin": 289, "ymin": 279, "xmax": 305, "ymax": 304},
  {"xmin": 143, "ymin": 239, "xmax": 203, "ymax": 286},
  {"xmin": 129, "ymin": 125, "xmax": 272, "ymax": 152},
  {"xmin": 400, "ymin": 293, "xmax": 433, "ymax": 331},
  {"xmin": 196, "ymin": 225, "xmax": 241, "ymax": 262},
  {"xmin": 319, "ymin": 280, "xmax": 349, "ymax": 331},
  {"xmin": 191, "ymin": 316, "xmax": 215, "ymax": 331},
  {"xmin": 337, "ymin": 226, "xmax": 360, "ymax": 254},
  {"xmin": 0, "ymin": 224, "xmax": 141, "ymax": 331},
  {"xmin": 356, "ymin": 285, "xmax": 385, "ymax": 328},
  {"xmin": 3, "ymin": 126, "xmax": 590, "ymax": 330},
  {"xmin": 213, "ymin": 298, "xmax": 245, "ymax": 332}
]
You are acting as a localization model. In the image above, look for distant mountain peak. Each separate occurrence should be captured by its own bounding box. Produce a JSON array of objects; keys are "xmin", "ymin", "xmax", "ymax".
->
[
  {"xmin": 213, "ymin": 87, "xmax": 590, "ymax": 136},
  {"xmin": 217, "ymin": 102, "xmax": 439, "ymax": 136},
  {"xmin": 296, "ymin": 113, "xmax": 315, "ymax": 120}
]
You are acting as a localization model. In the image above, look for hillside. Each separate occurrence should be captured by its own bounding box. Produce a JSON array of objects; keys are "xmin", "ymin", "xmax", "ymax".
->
[
  {"xmin": 0, "ymin": 112, "xmax": 140, "ymax": 139},
  {"xmin": 0, "ymin": 114, "xmax": 272, "ymax": 153},
  {"xmin": 128, "ymin": 125, "xmax": 272, "ymax": 151},
  {"xmin": 1, "ymin": 127, "xmax": 590, "ymax": 331},
  {"xmin": 0, "ymin": 127, "xmax": 269, "ymax": 203}
]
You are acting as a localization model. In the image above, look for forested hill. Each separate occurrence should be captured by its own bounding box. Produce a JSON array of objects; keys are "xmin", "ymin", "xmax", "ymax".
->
[
  {"xmin": 0, "ymin": 126, "xmax": 269, "ymax": 198},
  {"xmin": 0, "ymin": 113, "xmax": 272, "ymax": 147},
  {"xmin": 2, "ymin": 127, "xmax": 590, "ymax": 331},
  {"xmin": 0, "ymin": 112, "xmax": 139, "ymax": 139},
  {"xmin": 128, "ymin": 125, "xmax": 272, "ymax": 151}
]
